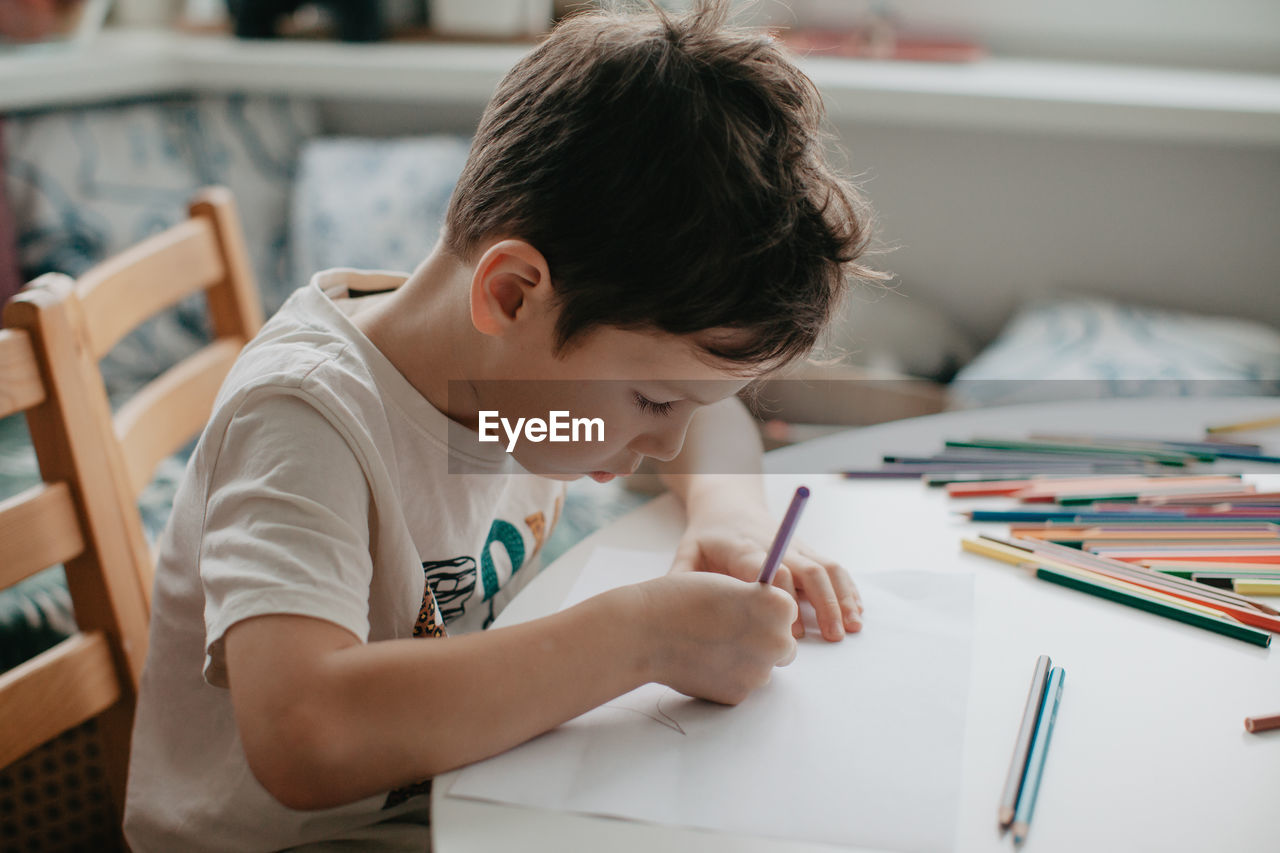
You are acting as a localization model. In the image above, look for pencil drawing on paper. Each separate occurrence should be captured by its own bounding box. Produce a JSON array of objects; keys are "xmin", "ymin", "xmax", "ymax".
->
[{"xmin": 604, "ymin": 686, "xmax": 687, "ymax": 735}]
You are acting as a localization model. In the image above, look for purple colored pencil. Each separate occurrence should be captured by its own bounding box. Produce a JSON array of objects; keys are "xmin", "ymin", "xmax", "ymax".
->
[{"xmin": 758, "ymin": 486, "xmax": 810, "ymax": 585}]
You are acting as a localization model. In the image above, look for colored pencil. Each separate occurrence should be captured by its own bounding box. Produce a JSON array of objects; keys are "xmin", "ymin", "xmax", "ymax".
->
[
  {"xmin": 1234, "ymin": 579, "xmax": 1280, "ymax": 596},
  {"xmin": 1029, "ymin": 433, "xmax": 1264, "ymax": 454},
  {"xmin": 926, "ymin": 471, "xmax": 1109, "ymax": 487},
  {"xmin": 946, "ymin": 438, "xmax": 1200, "ymax": 466},
  {"xmin": 963, "ymin": 537, "xmax": 1229, "ymax": 618},
  {"xmin": 1017, "ymin": 537, "xmax": 1280, "ymax": 617},
  {"xmin": 962, "ymin": 507, "xmax": 1192, "ymax": 522},
  {"xmin": 1146, "ymin": 491, "xmax": 1280, "ymax": 506},
  {"xmin": 1026, "ymin": 433, "xmax": 1279, "ymax": 464},
  {"xmin": 879, "ymin": 456, "xmax": 1143, "ymax": 468},
  {"xmin": 1015, "ymin": 528, "xmax": 1280, "ymax": 543},
  {"xmin": 1181, "ymin": 449, "xmax": 1280, "ymax": 464},
  {"xmin": 1147, "ymin": 561, "xmax": 1280, "ymax": 577},
  {"xmin": 998, "ymin": 655, "xmax": 1052, "ymax": 831},
  {"xmin": 1058, "ymin": 486, "xmax": 1253, "ymax": 502},
  {"xmin": 975, "ymin": 536, "xmax": 1280, "ymax": 631},
  {"xmin": 1033, "ymin": 564, "xmax": 1271, "ymax": 647},
  {"xmin": 840, "ymin": 470, "xmax": 938, "ymax": 480},
  {"xmin": 1244, "ymin": 712, "xmax": 1280, "ymax": 733},
  {"xmin": 1098, "ymin": 553, "xmax": 1280, "ymax": 565},
  {"xmin": 1207, "ymin": 414, "xmax": 1280, "ymax": 435},
  {"xmin": 757, "ymin": 486, "xmax": 809, "ymax": 585},
  {"xmin": 1011, "ymin": 665, "xmax": 1065, "ymax": 846}
]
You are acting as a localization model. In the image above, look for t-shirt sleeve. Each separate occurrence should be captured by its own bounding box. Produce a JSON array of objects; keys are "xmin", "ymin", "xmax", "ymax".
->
[{"xmin": 200, "ymin": 390, "xmax": 375, "ymax": 688}]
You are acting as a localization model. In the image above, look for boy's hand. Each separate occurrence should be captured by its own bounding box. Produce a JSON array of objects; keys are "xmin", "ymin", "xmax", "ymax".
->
[
  {"xmin": 669, "ymin": 489, "xmax": 863, "ymax": 642},
  {"xmin": 637, "ymin": 572, "xmax": 798, "ymax": 705}
]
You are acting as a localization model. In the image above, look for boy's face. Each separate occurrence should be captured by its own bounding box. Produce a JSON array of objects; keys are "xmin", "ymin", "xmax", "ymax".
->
[{"xmin": 472, "ymin": 324, "xmax": 757, "ymax": 481}]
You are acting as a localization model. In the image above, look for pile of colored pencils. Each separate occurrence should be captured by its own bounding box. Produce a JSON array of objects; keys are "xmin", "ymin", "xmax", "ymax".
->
[{"xmin": 852, "ymin": 431, "xmax": 1280, "ymax": 647}]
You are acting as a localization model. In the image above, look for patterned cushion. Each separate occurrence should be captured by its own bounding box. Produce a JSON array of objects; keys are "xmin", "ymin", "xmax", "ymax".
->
[
  {"xmin": 3, "ymin": 95, "xmax": 318, "ymax": 397},
  {"xmin": 290, "ymin": 135, "xmax": 471, "ymax": 275},
  {"xmin": 950, "ymin": 296, "xmax": 1280, "ymax": 407}
]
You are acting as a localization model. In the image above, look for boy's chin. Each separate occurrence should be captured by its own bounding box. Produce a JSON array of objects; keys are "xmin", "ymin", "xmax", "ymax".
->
[
  {"xmin": 518, "ymin": 464, "xmax": 621, "ymax": 483},
  {"xmin": 540, "ymin": 470, "xmax": 618, "ymax": 483}
]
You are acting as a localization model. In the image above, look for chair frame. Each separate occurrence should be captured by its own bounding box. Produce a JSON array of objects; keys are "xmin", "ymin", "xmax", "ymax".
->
[
  {"xmin": 0, "ymin": 324, "xmax": 147, "ymax": 817},
  {"xmin": 1, "ymin": 186, "xmax": 264, "ymax": 832},
  {"xmin": 10, "ymin": 186, "xmax": 263, "ymax": 610}
]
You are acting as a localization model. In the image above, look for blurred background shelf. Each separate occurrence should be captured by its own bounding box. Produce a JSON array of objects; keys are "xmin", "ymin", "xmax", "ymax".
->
[{"xmin": 3, "ymin": 29, "xmax": 1280, "ymax": 146}]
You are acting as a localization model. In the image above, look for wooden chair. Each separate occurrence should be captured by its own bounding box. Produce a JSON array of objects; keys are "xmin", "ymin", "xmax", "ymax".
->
[
  {"xmin": 1, "ymin": 187, "xmax": 264, "ymax": 845},
  {"xmin": 7, "ymin": 186, "xmax": 264, "ymax": 611},
  {"xmin": 0, "ymin": 324, "xmax": 149, "ymax": 845}
]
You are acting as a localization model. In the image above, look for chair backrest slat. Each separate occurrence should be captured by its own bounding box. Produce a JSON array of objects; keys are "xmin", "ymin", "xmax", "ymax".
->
[
  {"xmin": 78, "ymin": 217, "xmax": 225, "ymax": 360},
  {"xmin": 0, "ymin": 481, "xmax": 85, "ymax": 588},
  {"xmin": 0, "ymin": 633, "xmax": 122, "ymax": 768},
  {"xmin": 114, "ymin": 337, "xmax": 243, "ymax": 499}
]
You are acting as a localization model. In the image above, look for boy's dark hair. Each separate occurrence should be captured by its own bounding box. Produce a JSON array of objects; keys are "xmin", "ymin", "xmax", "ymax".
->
[{"xmin": 444, "ymin": 0, "xmax": 884, "ymax": 368}]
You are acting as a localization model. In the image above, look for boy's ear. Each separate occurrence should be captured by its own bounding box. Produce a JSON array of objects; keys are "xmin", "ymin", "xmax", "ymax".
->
[{"xmin": 469, "ymin": 239, "xmax": 552, "ymax": 337}]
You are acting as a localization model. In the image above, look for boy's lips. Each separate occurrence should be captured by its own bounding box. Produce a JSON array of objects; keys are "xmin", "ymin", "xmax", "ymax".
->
[{"xmin": 587, "ymin": 458, "xmax": 642, "ymax": 483}]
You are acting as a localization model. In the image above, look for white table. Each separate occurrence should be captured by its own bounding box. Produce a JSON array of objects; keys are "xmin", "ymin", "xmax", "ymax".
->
[{"xmin": 433, "ymin": 397, "xmax": 1280, "ymax": 853}]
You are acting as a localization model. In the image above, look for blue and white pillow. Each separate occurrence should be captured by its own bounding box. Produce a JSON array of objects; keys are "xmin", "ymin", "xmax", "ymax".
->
[
  {"xmin": 290, "ymin": 135, "xmax": 472, "ymax": 276},
  {"xmin": 950, "ymin": 296, "xmax": 1280, "ymax": 408},
  {"xmin": 4, "ymin": 95, "xmax": 318, "ymax": 397}
]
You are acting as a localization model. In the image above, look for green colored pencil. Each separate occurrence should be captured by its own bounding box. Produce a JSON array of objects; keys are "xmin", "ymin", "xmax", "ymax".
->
[
  {"xmin": 1034, "ymin": 566, "xmax": 1272, "ymax": 647},
  {"xmin": 945, "ymin": 439, "xmax": 1199, "ymax": 466}
]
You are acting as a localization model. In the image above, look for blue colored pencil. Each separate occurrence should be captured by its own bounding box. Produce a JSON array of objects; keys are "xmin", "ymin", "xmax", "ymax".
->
[
  {"xmin": 966, "ymin": 509, "xmax": 1191, "ymax": 523},
  {"xmin": 1012, "ymin": 665, "xmax": 1066, "ymax": 846},
  {"xmin": 758, "ymin": 486, "xmax": 809, "ymax": 585}
]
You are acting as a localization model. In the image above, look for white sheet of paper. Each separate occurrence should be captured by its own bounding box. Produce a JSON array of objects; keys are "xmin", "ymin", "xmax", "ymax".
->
[{"xmin": 449, "ymin": 547, "xmax": 974, "ymax": 853}]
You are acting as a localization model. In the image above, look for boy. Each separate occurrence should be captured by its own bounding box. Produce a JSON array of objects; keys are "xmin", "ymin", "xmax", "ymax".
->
[{"xmin": 124, "ymin": 1, "xmax": 880, "ymax": 849}]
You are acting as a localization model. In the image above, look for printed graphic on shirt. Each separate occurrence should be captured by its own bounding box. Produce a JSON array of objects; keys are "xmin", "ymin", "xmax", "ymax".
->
[
  {"xmin": 413, "ymin": 577, "xmax": 449, "ymax": 639},
  {"xmin": 420, "ymin": 556, "xmax": 478, "ymax": 625},
  {"xmin": 479, "ymin": 519, "xmax": 525, "ymax": 601}
]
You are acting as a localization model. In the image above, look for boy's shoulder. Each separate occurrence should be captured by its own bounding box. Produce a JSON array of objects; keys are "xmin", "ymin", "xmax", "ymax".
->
[
  {"xmin": 207, "ymin": 268, "xmax": 485, "ymax": 472},
  {"xmin": 221, "ymin": 269, "xmax": 406, "ymax": 401}
]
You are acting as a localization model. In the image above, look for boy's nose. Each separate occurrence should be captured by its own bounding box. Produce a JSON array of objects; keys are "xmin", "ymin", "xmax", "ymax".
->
[{"xmin": 630, "ymin": 425, "xmax": 686, "ymax": 463}]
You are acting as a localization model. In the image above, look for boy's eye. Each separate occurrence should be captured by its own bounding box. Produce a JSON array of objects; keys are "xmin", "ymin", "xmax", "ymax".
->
[{"xmin": 633, "ymin": 392, "xmax": 675, "ymax": 417}]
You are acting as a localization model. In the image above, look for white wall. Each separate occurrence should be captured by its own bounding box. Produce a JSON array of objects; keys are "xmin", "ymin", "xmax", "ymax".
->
[
  {"xmin": 748, "ymin": 0, "xmax": 1280, "ymax": 72},
  {"xmin": 829, "ymin": 120, "xmax": 1280, "ymax": 342}
]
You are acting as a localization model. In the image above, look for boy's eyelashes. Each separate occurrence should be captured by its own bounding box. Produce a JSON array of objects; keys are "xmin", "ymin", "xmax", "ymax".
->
[{"xmin": 632, "ymin": 391, "xmax": 676, "ymax": 417}]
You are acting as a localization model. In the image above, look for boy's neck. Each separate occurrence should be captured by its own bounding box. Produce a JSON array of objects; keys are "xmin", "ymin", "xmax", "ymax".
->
[{"xmin": 352, "ymin": 247, "xmax": 489, "ymax": 429}]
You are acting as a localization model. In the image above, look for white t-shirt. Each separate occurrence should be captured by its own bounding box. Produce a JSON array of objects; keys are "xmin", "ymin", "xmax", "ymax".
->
[{"xmin": 124, "ymin": 270, "xmax": 564, "ymax": 852}]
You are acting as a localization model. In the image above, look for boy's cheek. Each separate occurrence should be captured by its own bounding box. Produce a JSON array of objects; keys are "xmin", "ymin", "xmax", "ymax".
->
[{"xmin": 509, "ymin": 439, "xmax": 627, "ymax": 477}]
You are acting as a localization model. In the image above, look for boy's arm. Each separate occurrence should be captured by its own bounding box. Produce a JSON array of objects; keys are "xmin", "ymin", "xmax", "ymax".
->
[
  {"xmin": 225, "ymin": 571, "xmax": 796, "ymax": 811},
  {"xmin": 654, "ymin": 397, "xmax": 863, "ymax": 641}
]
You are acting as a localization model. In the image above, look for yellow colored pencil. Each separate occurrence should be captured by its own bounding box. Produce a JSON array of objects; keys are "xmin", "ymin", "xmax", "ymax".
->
[
  {"xmin": 1235, "ymin": 579, "xmax": 1280, "ymax": 596},
  {"xmin": 1205, "ymin": 414, "xmax": 1280, "ymax": 435}
]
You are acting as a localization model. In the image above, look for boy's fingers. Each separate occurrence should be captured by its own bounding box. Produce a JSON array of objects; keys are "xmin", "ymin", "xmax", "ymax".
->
[
  {"xmin": 797, "ymin": 544, "xmax": 863, "ymax": 627},
  {"xmin": 824, "ymin": 561, "xmax": 864, "ymax": 633},
  {"xmin": 729, "ymin": 545, "xmax": 770, "ymax": 582},
  {"xmin": 791, "ymin": 559, "xmax": 845, "ymax": 641},
  {"xmin": 771, "ymin": 565, "xmax": 804, "ymax": 639}
]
